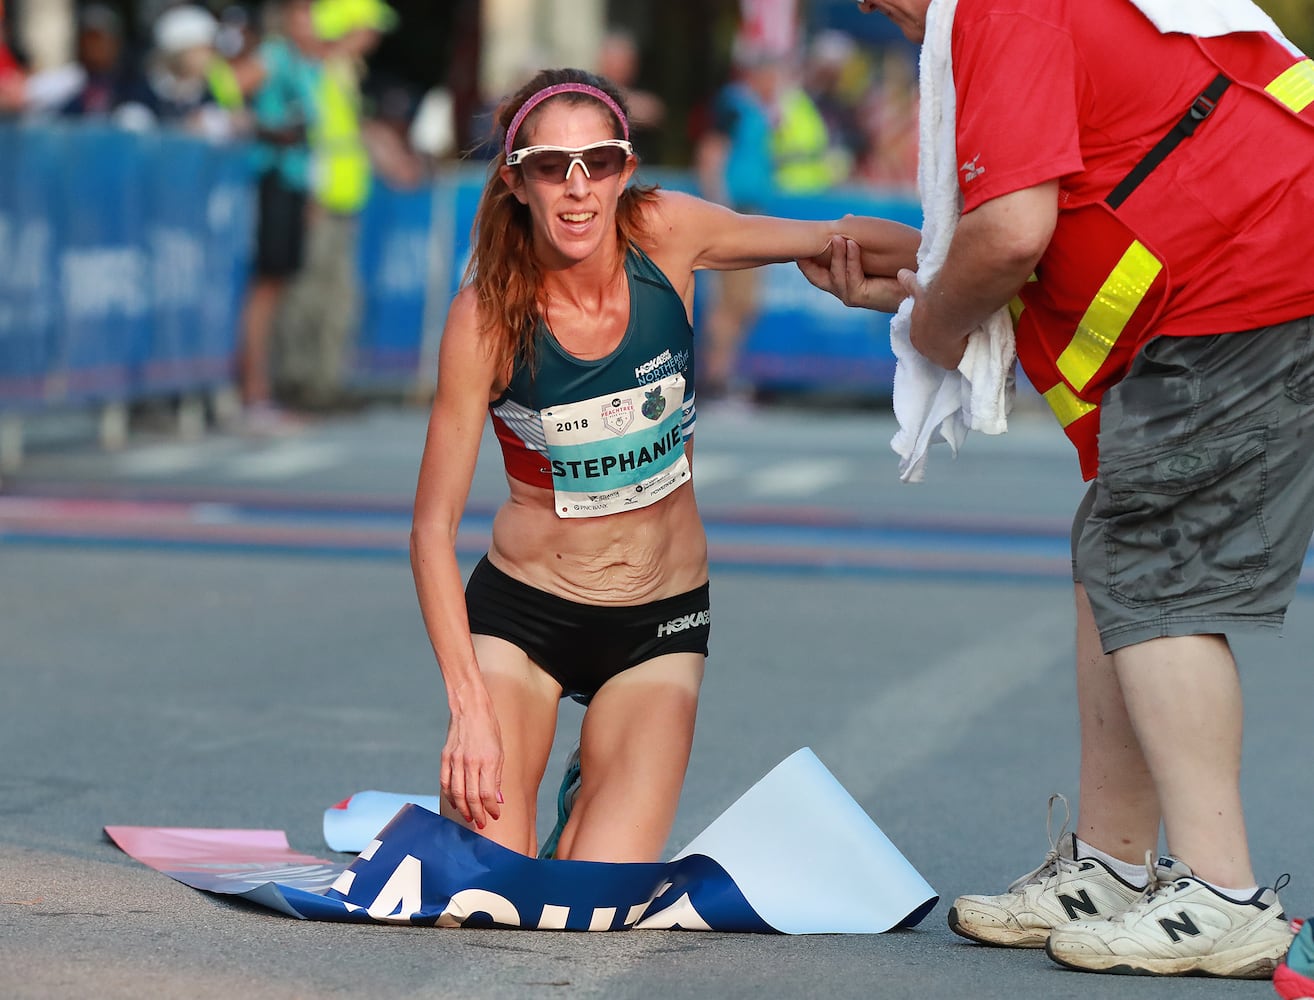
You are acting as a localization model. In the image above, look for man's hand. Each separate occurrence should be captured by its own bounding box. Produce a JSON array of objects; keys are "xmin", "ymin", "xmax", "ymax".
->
[{"xmin": 798, "ymin": 235, "xmax": 910, "ymax": 314}]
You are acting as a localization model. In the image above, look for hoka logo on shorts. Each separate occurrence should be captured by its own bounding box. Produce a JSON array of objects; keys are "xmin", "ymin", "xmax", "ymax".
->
[{"xmin": 656, "ymin": 610, "xmax": 710, "ymax": 637}]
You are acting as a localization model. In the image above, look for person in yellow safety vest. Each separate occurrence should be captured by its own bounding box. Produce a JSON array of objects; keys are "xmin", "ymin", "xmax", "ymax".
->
[
  {"xmin": 771, "ymin": 84, "xmax": 848, "ymax": 193},
  {"xmin": 206, "ymin": 4, "xmax": 268, "ymax": 117},
  {"xmin": 308, "ymin": 0, "xmax": 396, "ymax": 214},
  {"xmin": 695, "ymin": 41, "xmax": 849, "ymax": 404},
  {"xmin": 206, "ymin": 56, "xmax": 245, "ymax": 112},
  {"xmin": 275, "ymin": 0, "xmax": 396, "ymax": 411}
]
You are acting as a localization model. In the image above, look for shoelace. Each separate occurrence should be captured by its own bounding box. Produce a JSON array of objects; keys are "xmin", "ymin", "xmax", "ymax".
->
[
  {"xmin": 1105, "ymin": 854, "xmax": 1183, "ymax": 925},
  {"xmin": 1008, "ymin": 792, "xmax": 1081, "ymax": 893},
  {"xmin": 1104, "ymin": 858, "xmax": 1290, "ymax": 926}
]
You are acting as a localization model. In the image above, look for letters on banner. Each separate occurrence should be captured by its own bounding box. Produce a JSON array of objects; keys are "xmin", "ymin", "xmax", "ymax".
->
[{"xmin": 105, "ymin": 749, "xmax": 938, "ymax": 934}]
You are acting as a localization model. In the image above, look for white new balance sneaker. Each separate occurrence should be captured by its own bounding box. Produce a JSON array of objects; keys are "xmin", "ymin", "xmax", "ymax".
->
[
  {"xmin": 1045, "ymin": 856, "xmax": 1294, "ymax": 978},
  {"xmin": 947, "ymin": 795, "xmax": 1145, "ymax": 947}
]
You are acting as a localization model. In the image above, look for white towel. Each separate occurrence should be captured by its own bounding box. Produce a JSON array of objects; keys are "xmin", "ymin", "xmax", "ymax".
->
[
  {"xmin": 1127, "ymin": 0, "xmax": 1301, "ymax": 54},
  {"xmin": 889, "ymin": 0, "xmax": 1015, "ymax": 483}
]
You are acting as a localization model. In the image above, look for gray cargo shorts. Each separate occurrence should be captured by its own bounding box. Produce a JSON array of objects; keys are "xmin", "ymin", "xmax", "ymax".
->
[{"xmin": 1072, "ymin": 315, "xmax": 1314, "ymax": 654}]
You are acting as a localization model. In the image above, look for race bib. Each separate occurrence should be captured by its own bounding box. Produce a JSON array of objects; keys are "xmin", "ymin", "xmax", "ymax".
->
[{"xmin": 541, "ymin": 375, "xmax": 690, "ymax": 519}]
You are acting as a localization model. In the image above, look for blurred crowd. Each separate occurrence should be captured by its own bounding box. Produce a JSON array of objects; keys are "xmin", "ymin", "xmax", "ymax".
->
[
  {"xmin": 0, "ymin": 1, "xmax": 921, "ymax": 421},
  {"xmin": 0, "ymin": 0, "xmax": 452, "ymax": 428},
  {"xmin": 683, "ymin": 29, "xmax": 919, "ymax": 402},
  {"xmin": 0, "ymin": 0, "xmax": 447, "ymax": 183},
  {"xmin": 0, "ymin": 5, "xmax": 918, "ymax": 188}
]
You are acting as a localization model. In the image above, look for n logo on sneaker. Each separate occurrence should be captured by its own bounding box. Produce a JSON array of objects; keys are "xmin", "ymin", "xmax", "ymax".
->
[
  {"xmin": 1159, "ymin": 911, "xmax": 1202, "ymax": 942},
  {"xmin": 1059, "ymin": 890, "xmax": 1100, "ymax": 921}
]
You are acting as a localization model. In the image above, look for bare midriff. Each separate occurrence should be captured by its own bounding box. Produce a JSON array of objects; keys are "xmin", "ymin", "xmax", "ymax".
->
[{"xmin": 489, "ymin": 446, "xmax": 708, "ymax": 605}]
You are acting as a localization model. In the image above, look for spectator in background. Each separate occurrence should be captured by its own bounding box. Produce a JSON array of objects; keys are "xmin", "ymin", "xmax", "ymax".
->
[
  {"xmin": 275, "ymin": 0, "xmax": 395, "ymax": 412},
  {"xmin": 855, "ymin": 48, "xmax": 918, "ymax": 191},
  {"xmin": 51, "ymin": 5, "xmax": 142, "ymax": 118},
  {"xmin": 117, "ymin": 4, "xmax": 236, "ymax": 138},
  {"xmin": 21, "ymin": 4, "xmax": 146, "ymax": 121},
  {"xmin": 596, "ymin": 28, "xmax": 664, "ymax": 160},
  {"xmin": 694, "ymin": 39, "xmax": 844, "ymax": 404},
  {"xmin": 803, "ymin": 30, "xmax": 866, "ymax": 181},
  {"xmin": 235, "ymin": 0, "xmax": 323, "ymax": 434},
  {"xmin": 362, "ymin": 78, "xmax": 427, "ymax": 190},
  {"xmin": 215, "ymin": 4, "xmax": 265, "ymax": 96}
]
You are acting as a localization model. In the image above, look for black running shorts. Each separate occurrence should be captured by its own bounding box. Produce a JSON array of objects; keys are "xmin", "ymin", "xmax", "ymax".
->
[{"xmin": 464, "ymin": 555, "xmax": 711, "ymax": 701}]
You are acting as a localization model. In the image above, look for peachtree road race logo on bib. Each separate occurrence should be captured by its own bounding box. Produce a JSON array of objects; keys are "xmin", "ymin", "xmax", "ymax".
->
[{"xmin": 603, "ymin": 396, "xmax": 635, "ymax": 435}]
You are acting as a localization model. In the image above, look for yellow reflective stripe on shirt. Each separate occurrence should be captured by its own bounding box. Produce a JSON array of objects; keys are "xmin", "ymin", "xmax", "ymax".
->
[
  {"xmin": 1056, "ymin": 241, "xmax": 1162, "ymax": 391},
  {"xmin": 1008, "ymin": 273, "xmax": 1037, "ymax": 325},
  {"xmin": 1043, "ymin": 382, "xmax": 1098, "ymax": 428},
  {"xmin": 1265, "ymin": 59, "xmax": 1314, "ymax": 113}
]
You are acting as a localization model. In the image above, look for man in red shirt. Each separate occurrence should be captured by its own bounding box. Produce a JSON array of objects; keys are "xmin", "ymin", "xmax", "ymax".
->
[{"xmin": 808, "ymin": 0, "xmax": 1314, "ymax": 979}]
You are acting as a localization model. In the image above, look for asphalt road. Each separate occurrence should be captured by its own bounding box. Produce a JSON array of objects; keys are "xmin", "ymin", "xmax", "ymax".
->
[{"xmin": 2, "ymin": 399, "xmax": 1311, "ymax": 1000}]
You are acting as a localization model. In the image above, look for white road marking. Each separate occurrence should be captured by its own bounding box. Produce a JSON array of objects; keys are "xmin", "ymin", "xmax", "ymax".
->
[
  {"xmin": 749, "ymin": 458, "xmax": 850, "ymax": 498},
  {"xmin": 690, "ymin": 452, "xmax": 738, "ymax": 488},
  {"xmin": 117, "ymin": 444, "xmax": 213, "ymax": 476},
  {"xmin": 225, "ymin": 442, "xmax": 343, "ymax": 481},
  {"xmin": 820, "ymin": 607, "xmax": 1073, "ymax": 799}
]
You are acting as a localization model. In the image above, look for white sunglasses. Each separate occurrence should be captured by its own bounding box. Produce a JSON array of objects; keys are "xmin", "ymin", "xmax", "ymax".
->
[{"xmin": 505, "ymin": 139, "xmax": 634, "ymax": 183}]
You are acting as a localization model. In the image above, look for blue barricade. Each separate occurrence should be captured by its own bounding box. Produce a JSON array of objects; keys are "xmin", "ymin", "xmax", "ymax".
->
[
  {"xmin": 0, "ymin": 122, "xmax": 253, "ymax": 411},
  {"xmin": 741, "ymin": 187, "xmax": 921, "ymax": 392},
  {"xmin": 0, "ymin": 130, "xmax": 920, "ymax": 413},
  {"xmin": 0, "ymin": 126, "xmax": 61, "ymax": 406},
  {"xmin": 359, "ymin": 167, "xmax": 920, "ymax": 397},
  {"xmin": 353, "ymin": 180, "xmax": 434, "ymax": 384}
]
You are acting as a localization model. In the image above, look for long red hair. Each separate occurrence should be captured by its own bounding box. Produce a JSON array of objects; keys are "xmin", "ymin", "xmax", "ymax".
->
[{"xmin": 463, "ymin": 68, "xmax": 659, "ymax": 377}]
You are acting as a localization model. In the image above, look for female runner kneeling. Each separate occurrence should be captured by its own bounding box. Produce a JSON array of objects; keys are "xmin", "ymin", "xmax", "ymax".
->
[{"xmin": 410, "ymin": 67, "xmax": 918, "ymax": 862}]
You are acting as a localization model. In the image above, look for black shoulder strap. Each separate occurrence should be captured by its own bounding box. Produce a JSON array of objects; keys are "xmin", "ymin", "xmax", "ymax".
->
[{"xmin": 1105, "ymin": 74, "xmax": 1232, "ymax": 210}]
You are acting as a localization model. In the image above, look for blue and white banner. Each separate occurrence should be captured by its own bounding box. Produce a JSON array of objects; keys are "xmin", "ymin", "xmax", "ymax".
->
[
  {"xmin": 0, "ymin": 123, "xmax": 252, "ymax": 408},
  {"xmin": 106, "ymin": 748, "xmax": 937, "ymax": 933}
]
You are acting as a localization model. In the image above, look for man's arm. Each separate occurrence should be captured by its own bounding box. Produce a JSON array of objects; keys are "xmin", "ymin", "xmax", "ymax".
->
[{"xmin": 910, "ymin": 181, "xmax": 1059, "ymax": 368}]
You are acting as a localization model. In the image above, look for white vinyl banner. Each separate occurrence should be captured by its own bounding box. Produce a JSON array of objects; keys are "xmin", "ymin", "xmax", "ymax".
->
[{"xmin": 666, "ymin": 748, "xmax": 937, "ymax": 933}]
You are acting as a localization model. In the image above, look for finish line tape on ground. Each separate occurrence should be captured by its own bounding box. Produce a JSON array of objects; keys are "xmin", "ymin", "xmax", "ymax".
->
[{"xmin": 106, "ymin": 748, "xmax": 937, "ymax": 934}]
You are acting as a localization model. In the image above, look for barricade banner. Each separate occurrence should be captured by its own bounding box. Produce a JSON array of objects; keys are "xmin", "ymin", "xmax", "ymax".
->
[
  {"xmin": 2, "ymin": 136, "xmax": 918, "ymax": 410},
  {"xmin": 740, "ymin": 187, "xmax": 922, "ymax": 391},
  {"xmin": 51, "ymin": 126, "xmax": 151, "ymax": 401},
  {"xmin": 107, "ymin": 748, "xmax": 937, "ymax": 933},
  {"xmin": 0, "ymin": 126, "xmax": 59, "ymax": 405},
  {"xmin": 382, "ymin": 169, "xmax": 920, "ymax": 399},
  {"xmin": 0, "ymin": 123, "xmax": 252, "ymax": 409},
  {"xmin": 354, "ymin": 181, "xmax": 433, "ymax": 382},
  {"xmin": 143, "ymin": 130, "xmax": 253, "ymax": 394}
]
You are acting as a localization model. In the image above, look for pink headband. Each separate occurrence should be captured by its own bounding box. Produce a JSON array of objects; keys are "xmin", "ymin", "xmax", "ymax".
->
[{"xmin": 503, "ymin": 83, "xmax": 630, "ymax": 158}]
